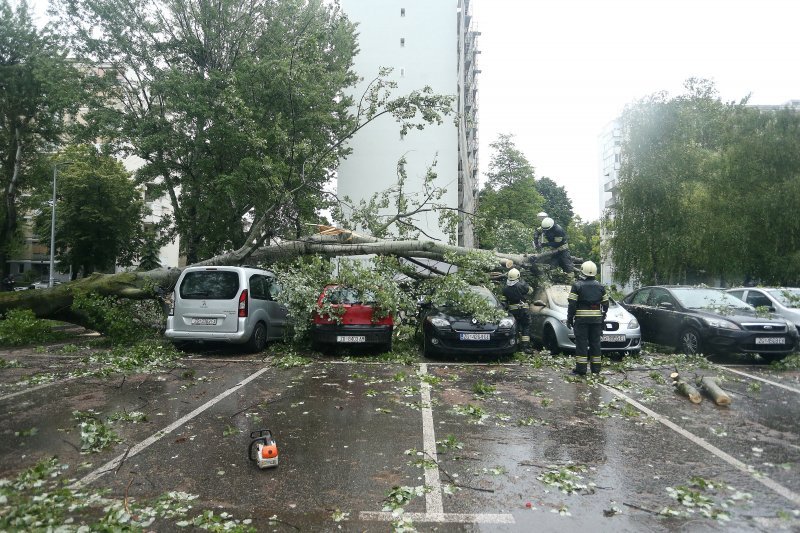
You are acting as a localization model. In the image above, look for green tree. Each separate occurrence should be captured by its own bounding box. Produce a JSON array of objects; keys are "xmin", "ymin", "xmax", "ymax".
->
[
  {"xmin": 34, "ymin": 145, "xmax": 148, "ymax": 278},
  {"xmin": 609, "ymin": 78, "xmax": 800, "ymax": 286},
  {"xmin": 535, "ymin": 176, "xmax": 573, "ymax": 228},
  {"xmin": 54, "ymin": 0, "xmax": 453, "ymax": 265},
  {"xmin": 0, "ymin": 0, "xmax": 83, "ymax": 276},
  {"xmin": 476, "ymin": 134, "xmax": 544, "ymax": 251},
  {"xmin": 567, "ymin": 216, "xmax": 600, "ymax": 266}
]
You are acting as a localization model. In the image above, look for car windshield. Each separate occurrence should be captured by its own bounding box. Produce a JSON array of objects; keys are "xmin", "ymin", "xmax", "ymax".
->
[
  {"xmin": 440, "ymin": 285, "xmax": 499, "ymax": 309},
  {"xmin": 767, "ymin": 288, "xmax": 800, "ymax": 308},
  {"xmin": 672, "ymin": 288, "xmax": 752, "ymax": 310},
  {"xmin": 548, "ymin": 285, "xmax": 571, "ymax": 307}
]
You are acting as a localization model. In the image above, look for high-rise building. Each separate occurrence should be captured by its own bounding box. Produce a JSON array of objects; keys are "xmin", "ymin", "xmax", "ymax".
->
[{"xmin": 338, "ymin": 0, "xmax": 479, "ymax": 247}]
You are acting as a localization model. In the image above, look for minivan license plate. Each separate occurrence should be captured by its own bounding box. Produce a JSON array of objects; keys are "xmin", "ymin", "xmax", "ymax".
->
[
  {"xmin": 755, "ymin": 337, "xmax": 785, "ymax": 345},
  {"xmin": 337, "ymin": 336, "xmax": 365, "ymax": 343},
  {"xmin": 191, "ymin": 318, "xmax": 217, "ymax": 326}
]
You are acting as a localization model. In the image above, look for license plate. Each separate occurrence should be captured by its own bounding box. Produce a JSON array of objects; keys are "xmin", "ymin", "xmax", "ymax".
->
[
  {"xmin": 337, "ymin": 335, "xmax": 365, "ymax": 343},
  {"xmin": 459, "ymin": 333, "xmax": 490, "ymax": 341},
  {"xmin": 755, "ymin": 337, "xmax": 785, "ymax": 345},
  {"xmin": 601, "ymin": 335, "xmax": 625, "ymax": 342},
  {"xmin": 191, "ymin": 318, "xmax": 217, "ymax": 326}
]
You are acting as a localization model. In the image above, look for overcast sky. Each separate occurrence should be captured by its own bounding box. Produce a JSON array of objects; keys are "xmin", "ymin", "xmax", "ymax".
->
[{"xmin": 471, "ymin": 0, "xmax": 800, "ymax": 221}]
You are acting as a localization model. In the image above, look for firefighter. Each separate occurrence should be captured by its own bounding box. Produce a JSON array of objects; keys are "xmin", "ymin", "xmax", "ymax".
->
[
  {"xmin": 532, "ymin": 211, "xmax": 549, "ymax": 251},
  {"xmin": 566, "ymin": 261, "xmax": 609, "ymax": 375},
  {"xmin": 502, "ymin": 268, "xmax": 533, "ymax": 352},
  {"xmin": 540, "ymin": 217, "xmax": 577, "ymax": 275}
]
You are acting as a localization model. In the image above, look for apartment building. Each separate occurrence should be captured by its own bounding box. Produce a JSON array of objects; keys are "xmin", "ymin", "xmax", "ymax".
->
[{"xmin": 338, "ymin": 0, "xmax": 480, "ymax": 247}]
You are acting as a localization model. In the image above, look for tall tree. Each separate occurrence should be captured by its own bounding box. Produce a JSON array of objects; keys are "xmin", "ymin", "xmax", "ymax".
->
[
  {"xmin": 476, "ymin": 134, "xmax": 544, "ymax": 251},
  {"xmin": 609, "ymin": 78, "xmax": 800, "ymax": 286},
  {"xmin": 55, "ymin": 0, "xmax": 453, "ymax": 264},
  {"xmin": 33, "ymin": 145, "xmax": 149, "ymax": 278},
  {"xmin": 0, "ymin": 0, "xmax": 83, "ymax": 276},
  {"xmin": 567, "ymin": 216, "xmax": 600, "ymax": 266},
  {"xmin": 535, "ymin": 176, "xmax": 573, "ymax": 228}
]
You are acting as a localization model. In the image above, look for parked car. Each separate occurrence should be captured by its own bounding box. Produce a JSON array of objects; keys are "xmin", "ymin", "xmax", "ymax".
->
[
  {"xmin": 529, "ymin": 284, "xmax": 642, "ymax": 356},
  {"xmin": 420, "ymin": 285, "xmax": 517, "ymax": 358},
  {"xmin": 620, "ymin": 286, "xmax": 799, "ymax": 361},
  {"xmin": 164, "ymin": 266, "xmax": 290, "ymax": 352},
  {"xmin": 726, "ymin": 287, "xmax": 800, "ymax": 337},
  {"xmin": 310, "ymin": 285, "xmax": 393, "ymax": 353}
]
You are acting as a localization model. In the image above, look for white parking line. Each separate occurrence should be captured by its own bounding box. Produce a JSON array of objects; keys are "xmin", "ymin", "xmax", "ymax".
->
[
  {"xmin": 601, "ymin": 384, "xmax": 800, "ymax": 506},
  {"xmin": 720, "ymin": 367, "xmax": 800, "ymax": 395},
  {"xmin": 70, "ymin": 366, "xmax": 272, "ymax": 489},
  {"xmin": 359, "ymin": 363, "xmax": 515, "ymax": 525}
]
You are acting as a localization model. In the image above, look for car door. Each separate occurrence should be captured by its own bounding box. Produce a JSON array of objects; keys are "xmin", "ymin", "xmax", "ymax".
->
[
  {"xmin": 623, "ymin": 289, "xmax": 653, "ymax": 338},
  {"xmin": 250, "ymin": 274, "xmax": 289, "ymax": 339},
  {"xmin": 529, "ymin": 287, "xmax": 549, "ymax": 343},
  {"xmin": 646, "ymin": 288, "xmax": 680, "ymax": 346}
]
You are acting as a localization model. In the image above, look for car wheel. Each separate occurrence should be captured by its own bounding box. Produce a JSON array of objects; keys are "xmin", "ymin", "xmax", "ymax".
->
[
  {"xmin": 247, "ymin": 322, "xmax": 268, "ymax": 353},
  {"xmin": 678, "ymin": 328, "xmax": 701, "ymax": 355},
  {"xmin": 543, "ymin": 327, "xmax": 561, "ymax": 355}
]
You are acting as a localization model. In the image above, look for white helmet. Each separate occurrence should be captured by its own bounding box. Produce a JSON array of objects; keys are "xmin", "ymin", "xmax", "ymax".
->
[
  {"xmin": 541, "ymin": 217, "xmax": 554, "ymax": 230},
  {"xmin": 537, "ymin": 211, "xmax": 548, "ymax": 219},
  {"xmin": 507, "ymin": 268, "xmax": 520, "ymax": 285},
  {"xmin": 581, "ymin": 261, "xmax": 598, "ymax": 277}
]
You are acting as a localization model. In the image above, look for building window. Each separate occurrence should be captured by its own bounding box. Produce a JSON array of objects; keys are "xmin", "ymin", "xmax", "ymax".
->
[
  {"xmin": 400, "ymin": 37, "xmax": 405, "ymax": 47},
  {"xmin": 400, "ymin": 8, "xmax": 405, "ymax": 16}
]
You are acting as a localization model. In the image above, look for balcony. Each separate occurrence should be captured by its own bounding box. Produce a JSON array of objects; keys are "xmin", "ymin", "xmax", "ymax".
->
[{"xmin": 603, "ymin": 179, "xmax": 616, "ymax": 192}]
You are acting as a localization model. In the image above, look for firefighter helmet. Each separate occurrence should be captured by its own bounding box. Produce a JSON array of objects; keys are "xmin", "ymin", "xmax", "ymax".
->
[
  {"xmin": 541, "ymin": 217, "xmax": 554, "ymax": 230},
  {"xmin": 537, "ymin": 211, "xmax": 548, "ymax": 219},
  {"xmin": 507, "ymin": 268, "xmax": 520, "ymax": 285},
  {"xmin": 581, "ymin": 261, "xmax": 598, "ymax": 277}
]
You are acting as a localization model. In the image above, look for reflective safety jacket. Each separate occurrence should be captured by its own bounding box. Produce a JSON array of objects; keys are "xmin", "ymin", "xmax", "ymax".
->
[
  {"xmin": 502, "ymin": 280, "xmax": 533, "ymax": 311},
  {"xmin": 543, "ymin": 224, "xmax": 568, "ymax": 251},
  {"xmin": 567, "ymin": 279, "xmax": 609, "ymax": 323}
]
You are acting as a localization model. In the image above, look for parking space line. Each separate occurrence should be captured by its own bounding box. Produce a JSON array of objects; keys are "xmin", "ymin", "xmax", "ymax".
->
[
  {"xmin": 601, "ymin": 384, "xmax": 800, "ymax": 506},
  {"xmin": 419, "ymin": 363, "xmax": 444, "ymax": 514},
  {"xmin": 720, "ymin": 367, "xmax": 800, "ymax": 395},
  {"xmin": 70, "ymin": 365, "xmax": 272, "ymax": 489},
  {"xmin": 359, "ymin": 364, "xmax": 515, "ymax": 525},
  {"xmin": 0, "ymin": 377, "xmax": 78, "ymax": 402}
]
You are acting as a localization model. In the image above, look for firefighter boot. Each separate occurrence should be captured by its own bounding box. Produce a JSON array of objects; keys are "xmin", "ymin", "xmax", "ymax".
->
[
  {"xmin": 572, "ymin": 355, "xmax": 588, "ymax": 376},
  {"xmin": 590, "ymin": 356, "xmax": 602, "ymax": 374}
]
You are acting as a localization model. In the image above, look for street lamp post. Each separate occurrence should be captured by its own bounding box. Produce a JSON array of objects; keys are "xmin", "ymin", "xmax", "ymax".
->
[{"xmin": 48, "ymin": 164, "xmax": 58, "ymax": 288}]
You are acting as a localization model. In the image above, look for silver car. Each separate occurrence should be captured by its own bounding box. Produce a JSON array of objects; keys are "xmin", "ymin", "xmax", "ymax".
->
[
  {"xmin": 530, "ymin": 284, "xmax": 642, "ymax": 356},
  {"xmin": 726, "ymin": 287, "xmax": 800, "ymax": 338},
  {"xmin": 165, "ymin": 266, "xmax": 290, "ymax": 352}
]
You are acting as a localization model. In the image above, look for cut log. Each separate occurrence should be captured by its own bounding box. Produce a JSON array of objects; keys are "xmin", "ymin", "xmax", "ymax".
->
[
  {"xmin": 698, "ymin": 376, "xmax": 731, "ymax": 406},
  {"xmin": 674, "ymin": 380, "xmax": 702, "ymax": 404}
]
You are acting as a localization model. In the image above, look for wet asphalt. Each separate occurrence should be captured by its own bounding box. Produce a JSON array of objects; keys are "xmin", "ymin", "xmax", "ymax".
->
[{"xmin": 2, "ymin": 338, "xmax": 800, "ymax": 532}]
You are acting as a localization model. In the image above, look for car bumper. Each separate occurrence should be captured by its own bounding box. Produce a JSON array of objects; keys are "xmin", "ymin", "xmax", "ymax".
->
[
  {"xmin": 426, "ymin": 328, "xmax": 517, "ymax": 355},
  {"xmin": 311, "ymin": 324, "xmax": 393, "ymax": 345},
  {"xmin": 703, "ymin": 328, "xmax": 797, "ymax": 354},
  {"xmin": 553, "ymin": 326, "xmax": 642, "ymax": 352},
  {"xmin": 164, "ymin": 328, "xmax": 250, "ymax": 344}
]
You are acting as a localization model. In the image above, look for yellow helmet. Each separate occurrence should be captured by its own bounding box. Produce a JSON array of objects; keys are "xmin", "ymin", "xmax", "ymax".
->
[{"xmin": 581, "ymin": 261, "xmax": 598, "ymax": 277}]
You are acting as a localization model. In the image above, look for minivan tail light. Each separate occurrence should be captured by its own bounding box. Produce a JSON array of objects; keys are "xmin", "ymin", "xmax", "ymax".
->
[
  {"xmin": 239, "ymin": 289, "xmax": 248, "ymax": 317},
  {"xmin": 167, "ymin": 291, "xmax": 175, "ymax": 316}
]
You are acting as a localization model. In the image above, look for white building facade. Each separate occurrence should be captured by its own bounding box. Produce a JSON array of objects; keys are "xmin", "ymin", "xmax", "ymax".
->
[{"xmin": 338, "ymin": 0, "xmax": 479, "ymax": 247}]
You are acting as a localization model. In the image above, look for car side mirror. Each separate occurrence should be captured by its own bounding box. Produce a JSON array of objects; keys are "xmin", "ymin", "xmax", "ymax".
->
[
  {"xmin": 658, "ymin": 301, "xmax": 674, "ymax": 310},
  {"xmin": 532, "ymin": 300, "xmax": 546, "ymax": 307}
]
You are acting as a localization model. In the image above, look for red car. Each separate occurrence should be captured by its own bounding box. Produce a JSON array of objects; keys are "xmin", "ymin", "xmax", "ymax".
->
[{"xmin": 311, "ymin": 285, "xmax": 394, "ymax": 352}]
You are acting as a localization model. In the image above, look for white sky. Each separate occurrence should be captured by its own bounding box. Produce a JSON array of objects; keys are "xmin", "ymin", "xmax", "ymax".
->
[{"xmin": 471, "ymin": 0, "xmax": 800, "ymax": 221}]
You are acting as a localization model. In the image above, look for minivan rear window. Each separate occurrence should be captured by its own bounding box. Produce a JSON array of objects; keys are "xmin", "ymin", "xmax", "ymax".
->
[{"xmin": 180, "ymin": 271, "xmax": 240, "ymax": 300}]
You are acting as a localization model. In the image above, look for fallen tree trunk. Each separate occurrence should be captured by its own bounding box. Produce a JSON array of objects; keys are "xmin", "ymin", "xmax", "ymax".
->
[
  {"xmin": 0, "ymin": 227, "xmax": 579, "ymax": 323},
  {"xmin": 698, "ymin": 376, "xmax": 731, "ymax": 406},
  {"xmin": 674, "ymin": 380, "xmax": 702, "ymax": 404}
]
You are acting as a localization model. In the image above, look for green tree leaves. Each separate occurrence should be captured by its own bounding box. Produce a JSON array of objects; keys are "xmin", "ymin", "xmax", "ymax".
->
[{"xmin": 610, "ymin": 79, "xmax": 800, "ymax": 285}]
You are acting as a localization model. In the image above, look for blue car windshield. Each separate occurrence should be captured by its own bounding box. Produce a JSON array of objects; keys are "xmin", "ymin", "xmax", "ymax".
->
[
  {"xmin": 672, "ymin": 288, "xmax": 752, "ymax": 310},
  {"xmin": 768, "ymin": 288, "xmax": 800, "ymax": 308}
]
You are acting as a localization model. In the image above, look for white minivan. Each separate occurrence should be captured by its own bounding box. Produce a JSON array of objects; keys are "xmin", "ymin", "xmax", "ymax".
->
[{"xmin": 165, "ymin": 266, "xmax": 290, "ymax": 352}]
